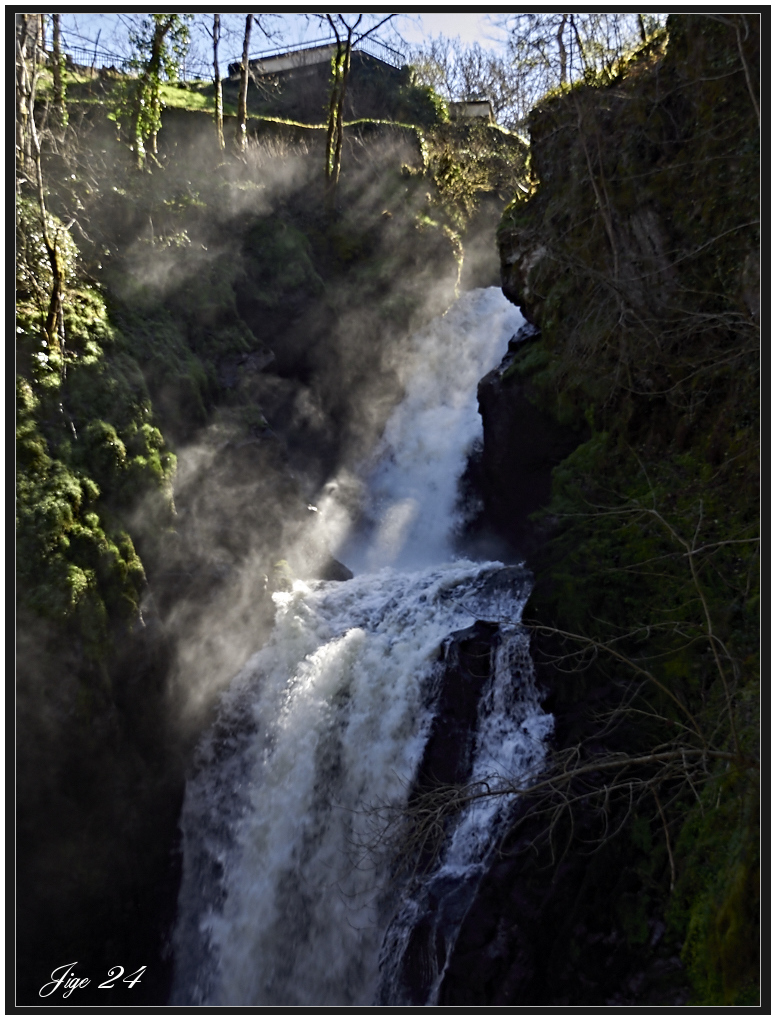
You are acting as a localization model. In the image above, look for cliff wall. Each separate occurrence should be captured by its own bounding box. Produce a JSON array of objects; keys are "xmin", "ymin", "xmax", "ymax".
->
[{"xmin": 449, "ymin": 14, "xmax": 760, "ymax": 1007}]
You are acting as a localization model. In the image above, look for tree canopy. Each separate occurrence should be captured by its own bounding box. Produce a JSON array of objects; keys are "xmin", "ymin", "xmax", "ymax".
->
[{"xmin": 410, "ymin": 14, "xmax": 667, "ymax": 129}]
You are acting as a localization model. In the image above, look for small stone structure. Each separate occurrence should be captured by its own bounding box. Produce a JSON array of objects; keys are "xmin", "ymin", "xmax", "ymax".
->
[{"xmin": 448, "ymin": 99, "xmax": 494, "ymax": 123}]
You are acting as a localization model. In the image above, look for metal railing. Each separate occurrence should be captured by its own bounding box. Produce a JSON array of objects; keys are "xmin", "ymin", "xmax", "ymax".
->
[
  {"xmin": 61, "ymin": 42, "xmax": 204, "ymax": 81},
  {"xmin": 60, "ymin": 43, "xmax": 134, "ymax": 73},
  {"xmin": 249, "ymin": 35, "xmax": 406, "ymax": 70},
  {"xmin": 59, "ymin": 33, "xmax": 406, "ymax": 84},
  {"xmin": 355, "ymin": 36, "xmax": 406, "ymax": 68}
]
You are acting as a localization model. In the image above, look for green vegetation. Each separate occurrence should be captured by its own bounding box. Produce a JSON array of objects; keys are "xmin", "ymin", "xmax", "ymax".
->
[
  {"xmin": 15, "ymin": 11, "xmax": 758, "ymax": 1006},
  {"xmin": 16, "ymin": 201, "xmax": 176, "ymax": 658},
  {"xmin": 16, "ymin": 17, "xmax": 522, "ymax": 742},
  {"xmin": 158, "ymin": 80, "xmax": 231, "ymax": 114},
  {"xmin": 497, "ymin": 13, "xmax": 759, "ymax": 1006},
  {"xmin": 113, "ymin": 13, "xmax": 193, "ymax": 168},
  {"xmin": 419, "ymin": 120, "xmax": 527, "ymax": 230}
]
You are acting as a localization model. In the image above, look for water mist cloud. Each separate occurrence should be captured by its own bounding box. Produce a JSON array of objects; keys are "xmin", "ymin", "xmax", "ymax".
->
[{"xmin": 109, "ymin": 118, "xmax": 512, "ymax": 731}]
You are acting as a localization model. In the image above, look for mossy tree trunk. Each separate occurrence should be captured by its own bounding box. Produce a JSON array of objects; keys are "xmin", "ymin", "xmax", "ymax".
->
[
  {"xmin": 322, "ymin": 13, "xmax": 397, "ymax": 214},
  {"xmin": 15, "ymin": 14, "xmax": 37, "ymax": 183},
  {"xmin": 324, "ymin": 36, "xmax": 352, "ymax": 214},
  {"xmin": 33, "ymin": 107, "xmax": 66, "ymax": 358},
  {"xmin": 130, "ymin": 15, "xmax": 177, "ymax": 169}
]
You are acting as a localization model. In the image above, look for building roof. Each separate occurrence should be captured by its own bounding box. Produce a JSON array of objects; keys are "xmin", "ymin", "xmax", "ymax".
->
[{"xmin": 228, "ymin": 36, "xmax": 406, "ymax": 79}]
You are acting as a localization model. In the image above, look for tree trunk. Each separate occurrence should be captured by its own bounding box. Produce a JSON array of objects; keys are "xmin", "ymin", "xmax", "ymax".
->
[
  {"xmin": 236, "ymin": 14, "xmax": 252, "ymax": 152},
  {"xmin": 570, "ymin": 14, "xmax": 588, "ymax": 75},
  {"xmin": 213, "ymin": 13, "xmax": 224, "ymax": 150},
  {"xmin": 557, "ymin": 14, "xmax": 568, "ymax": 86},
  {"xmin": 15, "ymin": 14, "xmax": 67, "ymax": 367},
  {"xmin": 324, "ymin": 49, "xmax": 341, "ymax": 186},
  {"xmin": 52, "ymin": 14, "xmax": 67, "ymax": 129},
  {"xmin": 16, "ymin": 15, "xmax": 32, "ymax": 182},
  {"xmin": 637, "ymin": 14, "xmax": 647, "ymax": 43},
  {"xmin": 130, "ymin": 17, "xmax": 174, "ymax": 167},
  {"xmin": 324, "ymin": 39, "xmax": 352, "ymax": 213},
  {"xmin": 26, "ymin": 28, "xmax": 64, "ymax": 354}
]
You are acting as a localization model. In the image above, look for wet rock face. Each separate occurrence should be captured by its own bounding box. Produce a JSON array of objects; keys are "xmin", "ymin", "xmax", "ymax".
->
[
  {"xmin": 415, "ymin": 619, "xmax": 501, "ymax": 790},
  {"xmin": 499, "ymin": 240, "xmax": 547, "ymax": 327},
  {"xmin": 386, "ymin": 615, "xmax": 511, "ymax": 1008},
  {"xmin": 471, "ymin": 327, "xmax": 587, "ymax": 559}
]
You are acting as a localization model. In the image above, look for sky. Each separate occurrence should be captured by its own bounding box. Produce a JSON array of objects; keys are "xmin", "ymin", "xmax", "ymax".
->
[
  {"xmin": 57, "ymin": 13, "xmax": 509, "ymax": 78},
  {"xmin": 400, "ymin": 13, "xmax": 507, "ymax": 51}
]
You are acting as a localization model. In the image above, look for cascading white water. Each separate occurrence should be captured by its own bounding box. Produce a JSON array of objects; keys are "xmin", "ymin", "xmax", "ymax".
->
[
  {"xmin": 336, "ymin": 286, "xmax": 527, "ymax": 573},
  {"xmin": 171, "ymin": 288, "xmax": 554, "ymax": 1007}
]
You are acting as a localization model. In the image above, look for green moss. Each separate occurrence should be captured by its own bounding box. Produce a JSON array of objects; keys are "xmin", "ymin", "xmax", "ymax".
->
[
  {"xmin": 16, "ymin": 196, "xmax": 79, "ymax": 304},
  {"xmin": 507, "ymin": 18, "xmax": 760, "ymax": 1000},
  {"xmin": 670, "ymin": 777, "xmax": 759, "ymax": 1005},
  {"xmin": 242, "ymin": 217, "xmax": 324, "ymax": 306},
  {"xmin": 16, "ymin": 256, "xmax": 175, "ymax": 660},
  {"xmin": 15, "ymin": 426, "xmax": 145, "ymax": 655}
]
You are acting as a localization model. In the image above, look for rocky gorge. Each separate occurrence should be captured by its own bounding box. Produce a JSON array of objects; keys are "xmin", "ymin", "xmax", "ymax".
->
[{"xmin": 16, "ymin": 13, "xmax": 759, "ymax": 1008}]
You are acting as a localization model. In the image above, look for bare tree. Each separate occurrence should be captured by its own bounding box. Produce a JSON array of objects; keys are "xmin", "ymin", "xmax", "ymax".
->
[
  {"xmin": 212, "ymin": 14, "xmax": 225, "ymax": 149},
  {"xmin": 556, "ymin": 13, "xmax": 569, "ymax": 85},
  {"xmin": 227, "ymin": 14, "xmax": 284, "ymax": 153},
  {"xmin": 409, "ymin": 36, "xmax": 525, "ymax": 129},
  {"xmin": 51, "ymin": 13, "xmax": 67, "ymax": 129},
  {"xmin": 235, "ymin": 13, "xmax": 252, "ymax": 152},
  {"xmin": 15, "ymin": 14, "xmax": 35, "ymax": 182},
  {"xmin": 489, "ymin": 13, "xmax": 665, "ymax": 127},
  {"xmin": 313, "ymin": 13, "xmax": 398, "ymax": 211},
  {"xmin": 16, "ymin": 14, "xmax": 60, "ymax": 177},
  {"xmin": 15, "ymin": 14, "xmax": 68, "ymax": 356}
]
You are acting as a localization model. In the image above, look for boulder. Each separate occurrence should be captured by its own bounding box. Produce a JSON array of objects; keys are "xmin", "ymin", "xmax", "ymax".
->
[{"xmin": 316, "ymin": 556, "xmax": 354, "ymax": 582}]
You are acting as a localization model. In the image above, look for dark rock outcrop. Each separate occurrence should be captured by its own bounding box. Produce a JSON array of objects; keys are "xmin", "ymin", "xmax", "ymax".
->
[
  {"xmin": 469, "ymin": 324, "xmax": 587, "ymax": 559},
  {"xmin": 416, "ymin": 619, "xmax": 501, "ymax": 790},
  {"xmin": 217, "ymin": 348, "xmax": 275, "ymax": 389},
  {"xmin": 315, "ymin": 556, "xmax": 354, "ymax": 582},
  {"xmin": 437, "ymin": 800, "xmax": 690, "ymax": 1007},
  {"xmin": 383, "ymin": 617, "xmax": 504, "ymax": 1007},
  {"xmin": 499, "ymin": 240, "xmax": 547, "ymax": 327}
]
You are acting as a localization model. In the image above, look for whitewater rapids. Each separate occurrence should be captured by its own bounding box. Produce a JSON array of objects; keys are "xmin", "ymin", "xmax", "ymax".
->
[{"xmin": 170, "ymin": 288, "xmax": 554, "ymax": 1007}]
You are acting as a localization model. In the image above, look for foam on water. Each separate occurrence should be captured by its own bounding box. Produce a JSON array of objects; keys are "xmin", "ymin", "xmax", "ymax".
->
[{"xmin": 170, "ymin": 289, "xmax": 553, "ymax": 1007}]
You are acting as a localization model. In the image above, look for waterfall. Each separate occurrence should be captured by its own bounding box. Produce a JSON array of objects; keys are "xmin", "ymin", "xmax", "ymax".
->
[{"xmin": 170, "ymin": 288, "xmax": 554, "ymax": 1007}]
